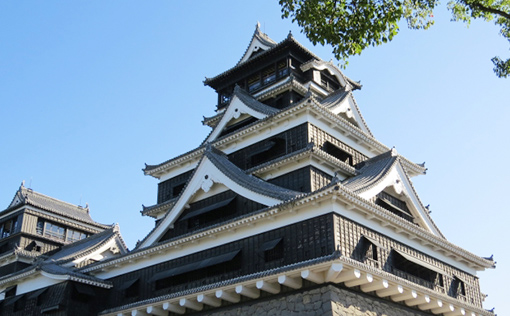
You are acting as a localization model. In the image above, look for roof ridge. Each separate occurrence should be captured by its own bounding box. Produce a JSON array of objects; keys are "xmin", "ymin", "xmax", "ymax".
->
[{"xmin": 235, "ymin": 22, "xmax": 277, "ymax": 66}]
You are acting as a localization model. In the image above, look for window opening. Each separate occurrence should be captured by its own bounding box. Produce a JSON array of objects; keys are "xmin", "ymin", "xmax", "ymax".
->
[
  {"xmin": 262, "ymin": 66, "xmax": 276, "ymax": 85},
  {"xmin": 0, "ymin": 217, "xmax": 19, "ymax": 239},
  {"xmin": 250, "ymin": 137, "xmax": 286, "ymax": 166},
  {"xmin": 262, "ymin": 238, "xmax": 284, "ymax": 262},
  {"xmin": 323, "ymin": 141, "xmax": 353, "ymax": 165},
  {"xmin": 248, "ymin": 74, "xmax": 261, "ymax": 92},
  {"xmin": 118, "ymin": 278, "xmax": 140, "ymax": 299},
  {"xmin": 277, "ymin": 60, "xmax": 289, "ymax": 77},
  {"xmin": 66, "ymin": 229, "xmax": 88, "ymax": 243},
  {"xmin": 391, "ymin": 250, "xmax": 444, "ymax": 289},
  {"xmin": 451, "ymin": 276, "xmax": 466, "ymax": 298},
  {"xmin": 375, "ymin": 191, "xmax": 414, "ymax": 223},
  {"xmin": 172, "ymin": 182, "xmax": 186, "ymax": 197},
  {"xmin": 220, "ymin": 117, "xmax": 258, "ymax": 137}
]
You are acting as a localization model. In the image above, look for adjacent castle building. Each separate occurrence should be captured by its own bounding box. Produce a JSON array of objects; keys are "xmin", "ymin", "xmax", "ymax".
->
[{"xmin": 0, "ymin": 24, "xmax": 495, "ymax": 316}]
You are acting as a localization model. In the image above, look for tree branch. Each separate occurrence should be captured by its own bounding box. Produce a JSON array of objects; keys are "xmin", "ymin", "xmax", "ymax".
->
[{"xmin": 469, "ymin": 1, "xmax": 510, "ymax": 20}]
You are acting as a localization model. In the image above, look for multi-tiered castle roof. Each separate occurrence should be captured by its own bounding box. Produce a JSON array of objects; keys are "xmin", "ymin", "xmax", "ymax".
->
[{"xmin": 0, "ymin": 24, "xmax": 495, "ymax": 316}]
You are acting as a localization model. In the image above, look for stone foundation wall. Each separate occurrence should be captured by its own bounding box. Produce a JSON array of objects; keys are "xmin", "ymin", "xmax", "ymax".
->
[{"xmin": 202, "ymin": 285, "xmax": 434, "ymax": 316}]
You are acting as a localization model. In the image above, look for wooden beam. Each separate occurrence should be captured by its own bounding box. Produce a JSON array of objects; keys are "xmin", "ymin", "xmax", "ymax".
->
[
  {"xmin": 345, "ymin": 273, "xmax": 373, "ymax": 287},
  {"xmin": 162, "ymin": 302, "xmax": 185, "ymax": 314},
  {"xmin": 146, "ymin": 306, "xmax": 167, "ymax": 316},
  {"xmin": 324, "ymin": 263, "xmax": 343, "ymax": 282},
  {"xmin": 361, "ymin": 279, "xmax": 388, "ymax": 293},
  {"xmin": 216, "ymin": 290, "xmax": 240, "ymax": 303},
  {"xmin": 405, "ymin": 294, "xmax": 430, "ymax": 307},
  {"xmin": 235, "ymin": 285, "xmax": 260, "ymax": 299},
  {"xmin": 278, "ymin": 275, "xmax": 302, "ymax": 289},
  {"xmin": 431, "ymin": 302, "xmax": 455, "ymax": 314},
  {"xmin": 391, "ymin": 290, "xmax": 418, "ymax": 302},
  {"xmin": 418, "ymin": 299, "xmax": 442, "ymax": 311},
  {"xmin": 179, "ymin": 298, "xmax": 203, "ymax": 311},
  {"xmin": 197, "ymin": 294, "xmax": 221, "ymax": 307},
  {"xmin": 445, "ymin": 307, "xmax": 466, "ymax": 316},
  {"xmin": 376, "ymin": 284, "xmax": 404, "ymax": 297},
  {"xmin": 301, "ymin": 269, "xmax": 324, "ymax": 284},
  {"xmin": 335, "ymin": 268, "xmax": 361, "ymax": 283},
  {"xmin": 256, "ymin": 280, "xmax": 280, "ymax": 294}
]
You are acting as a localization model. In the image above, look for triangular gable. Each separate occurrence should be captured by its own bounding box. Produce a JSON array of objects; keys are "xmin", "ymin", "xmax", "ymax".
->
[
  {"xmin": 140, "ymin": 145, "xmax": 300, "ymax": 247},
  {"xmin": 8, "ymin": 182, "xmax": 26, "ymax": 209},
  {"xmin": 205, "ymin": 86, "xmax": 278, "ymax": 143},
  {"xmin": 343, "ymin": 149, "xmax": 443, "ymax": 237},
  {"xmin": 237, "ymin": 22, "xmax": 277, "ymax": 65},
  {"xmin": 320, "ymin": 91, "xmax": 372, "ymax": 136},
  {"xmin": 47, "ymin": 225, "xmax": 127, "ymax": 268}
]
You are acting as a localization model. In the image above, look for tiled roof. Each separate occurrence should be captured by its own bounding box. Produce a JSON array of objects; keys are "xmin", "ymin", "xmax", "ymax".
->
[
  {"xmin": 320, "ymin": 88, "xmax": 350, "ymax": 108},
  {"xmin": 5, "ymin": 183, "xmax": 108, "ymax": 228},
  {"xmin": 204, "ymin": 144, "xmax": 302, "ymax": 201},
  {"xmin": 232, "ymin": 85, "xmax": 279, "ymax": 115},
  {"xmin": 144, "ymin": 95, "xmax": 425, "ymax": 178},
  {"xmin": 99, "ymin": 252, "xmax": 342, "ymax": 315},
  {"xmin": 39, "ymin": 263, "xmax": 112, "ymax": 287},
  {"xmin": 342, "ymin": 150, "xmax": 398, "ymax": 194},
  {"xmin": 236, "ymin": 22, "xmax": 277, "ymax": 66},
  {"xmin": 46, "ymin": 224, "xmax": 126, "ymax": 263},
  {"xmin": 141, "ymin": 198, "xmax": 177, "ymax": 217},
  {"xmin": 0, "ymin": 258, "xmax": 112, "ymax": 288},
  {"xmin": 204, "ymin": 33, "xmax": 320, "ymax": 87}
]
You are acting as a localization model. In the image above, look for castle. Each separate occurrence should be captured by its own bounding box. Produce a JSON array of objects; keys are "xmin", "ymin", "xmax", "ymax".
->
[{"xmin": 0, "ymin": 24, "xmax": 495, "ymax": 316}]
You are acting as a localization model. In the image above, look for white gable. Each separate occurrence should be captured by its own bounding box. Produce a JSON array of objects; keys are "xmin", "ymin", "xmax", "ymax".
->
[
  {"xmin": 205, "ymin": 94, "xmax": 269, "ymax": 143},
  {"xmin": 357, "ymin": 163, "xmax": 442, "ymax": 237},
  {"xmin": 140, "ymin": 154, "xmax": 286, "ymax": 248},
  {"xmin": 238, "ymin": 23, "xmax": 276, "ymax": 65}
]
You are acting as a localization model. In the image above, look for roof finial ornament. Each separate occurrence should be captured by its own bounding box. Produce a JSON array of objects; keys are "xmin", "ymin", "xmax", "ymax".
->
[
  {"xmin": 256, "ymin": 21, "xmax": 261, "ymax": 30},
  {"xmin": 287, "ymin": 30, "xmax": 293, "ymax": 39},
  {"xmin": 390, "ymin": 146, "xmax": 398, "ymax": 157},
  {"xmin": 20, "ymin": 180, "xmax": 25, "ymax": 188}
]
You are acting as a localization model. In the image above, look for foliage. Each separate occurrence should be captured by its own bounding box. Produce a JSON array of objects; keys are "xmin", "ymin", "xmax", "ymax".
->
[{"xmin": 280, "ymin": 0, "xmax": 510, "ymax": 77}]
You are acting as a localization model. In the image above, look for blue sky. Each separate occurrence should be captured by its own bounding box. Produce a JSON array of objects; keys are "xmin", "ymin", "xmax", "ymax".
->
[{"xmin": 0, "ymin": 1, "xmax": 507, "ymax": 312}]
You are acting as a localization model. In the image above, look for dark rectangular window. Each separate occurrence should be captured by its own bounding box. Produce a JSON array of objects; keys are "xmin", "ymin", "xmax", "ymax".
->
[
  {"xmin": 0, "ymin": 216, "xmax": 20, "ymax": 239},
  {"xmin": 391, "ymin": 250, "xmax": 441, "ymax": 289},
  {"xmin": 251, "ymin": 137, "xmax": 286, "ymax": 166},
  {"xmin": 323, "ymin": 141, "xmax": 353, "ymax": 165},
  {"xmin": 262, "ymin": 238, "xmax": 284, "ymax": 262},
  {"xmin": 451, "ymin": 276, "xmax": 466, "ymax": 298},
  {"xmin": 118, "ymin": 278, "xmax": 140, "ymax": 299}
]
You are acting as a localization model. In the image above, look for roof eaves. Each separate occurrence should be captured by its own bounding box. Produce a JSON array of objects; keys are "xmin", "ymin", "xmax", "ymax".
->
[
  {"xmin": 204, "ymin": 34, "xmax": 320, "ymax": 87},
  {"xmin": 99, "ymin": 252, "xmax": 341, "ymax": 315}
]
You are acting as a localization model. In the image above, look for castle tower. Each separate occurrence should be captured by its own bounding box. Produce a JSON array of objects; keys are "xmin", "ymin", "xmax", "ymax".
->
[{"xmin": 0, "ymin": 24, "xmax": 495, "ymax": 316}]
